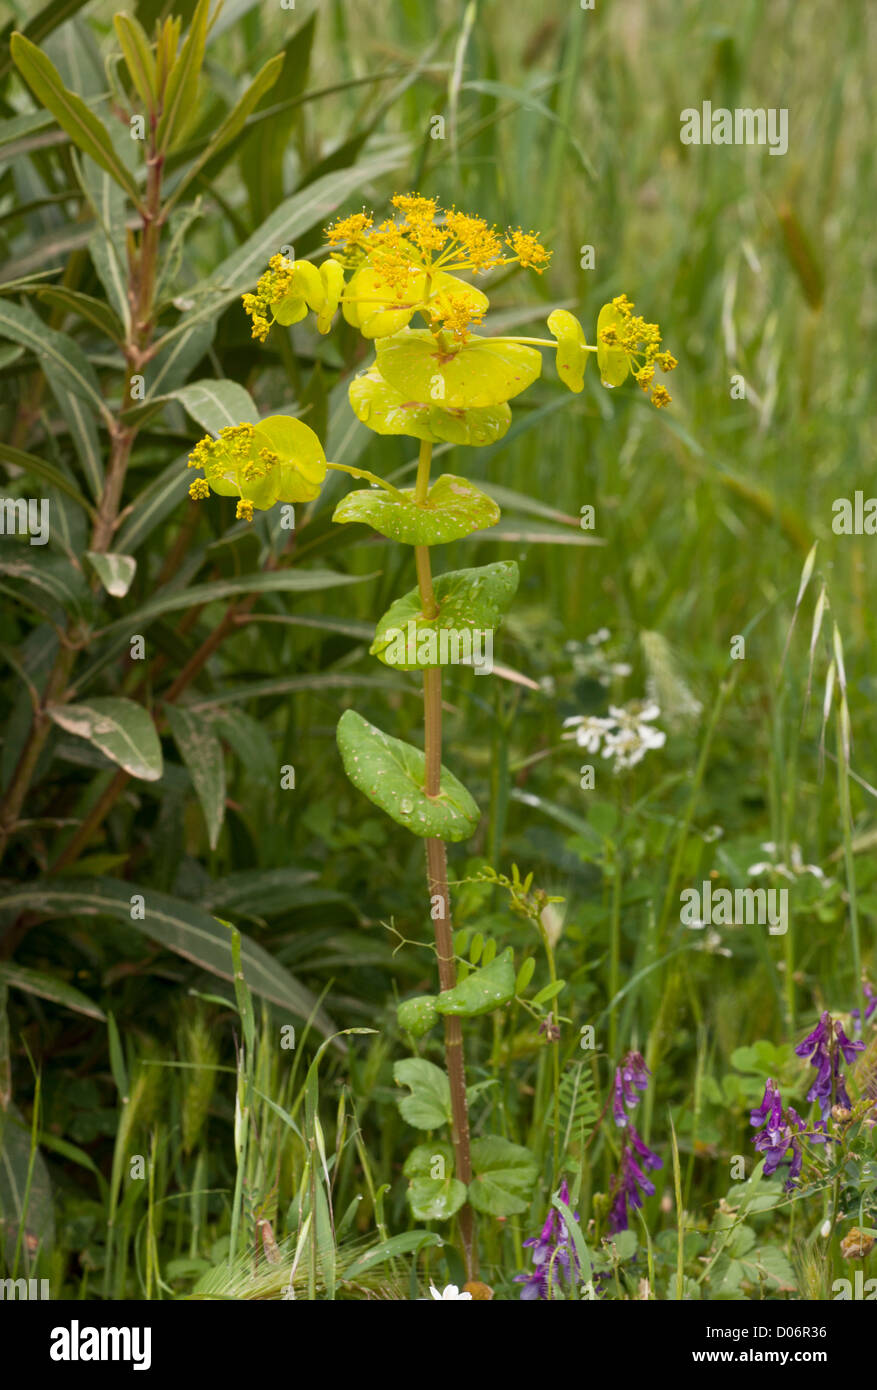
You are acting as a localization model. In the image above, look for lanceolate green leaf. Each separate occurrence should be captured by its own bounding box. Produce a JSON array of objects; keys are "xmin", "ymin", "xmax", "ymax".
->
[
  {"xmin": 156, "ymin": 0, "xmax": 210, "ymax": 153},
  {"xmin": 84, "ymin": 551, "xmax": 137, "ymax": 598},
  {"xmin": 166, "ymin": 52, "xmax": 285, "ymax": 211},
  {"xmin": 337, "ymin": 709, "xmax": 479, "ymax": 841},
  {"xmin": 113, "ymin": 13, "xmax": 157, "ymax": 110},
  {"xmin": 100, "ymin": 569, "xmax": 371, "ymax": 640},
  {"xmin": 10, "ymin": 33, "xmax": 143, "ymax": 207},
  {"xmin": 169, "ymin": 379, "xmax": 259, "ymax": 435},
  {"xmin": 0, "ymin": 963, "xmax": 105, "ymax": 1022},
  {"xmin": 0, "ymin": 443, "xmax": 95, "ymax": 517},
  {"xmin": 46, "ymin": 697, "xmax": 163, "ymax": 782},
  {"xmin": 165, "ymin": 704, "xmax": 226, "ymax": 851},
  {"xmin": 0, "ymin": 880, "xmax": 335, "ymax": 1037},
  {"xmin": 0, "ymin": 961, "xmax": 104, "ymax": 1028},
  {"xmin": 371, "ymin": 562, "xmax": 519, "ymax": 670},
  {"xmin": 333, "ymin": 473, "xmax": 500, "ymax": 546}
]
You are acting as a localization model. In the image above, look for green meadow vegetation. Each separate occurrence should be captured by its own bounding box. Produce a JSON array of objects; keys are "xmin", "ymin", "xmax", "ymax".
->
[{"xmin": 0, "ymin": 0, "xmax": 875, "ymax": 1302}]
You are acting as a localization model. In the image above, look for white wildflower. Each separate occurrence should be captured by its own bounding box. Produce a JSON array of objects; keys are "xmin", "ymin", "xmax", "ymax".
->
[
  {"xmin": 563, "ymin": 700, "xmax": 666, "ymax": 773},
  {"xmin": 429, "ymin": 1283, "xmax": 472, "ymax": 1301}
]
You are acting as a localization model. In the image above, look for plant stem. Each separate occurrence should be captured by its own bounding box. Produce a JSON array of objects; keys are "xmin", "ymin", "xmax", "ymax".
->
[{"xmin": 413, "ymin": 439, "xmax": 477, "ymax": 1279}]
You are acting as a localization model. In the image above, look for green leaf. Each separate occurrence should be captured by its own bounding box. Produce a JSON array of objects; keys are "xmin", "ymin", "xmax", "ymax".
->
[
  {"xmin": 403, "ymin": 1143, "xmax": 466, "ymax": 1221},
  {"xmin": 515, "ymin": 957, "xmax": 536, "ymax": 993},
  {"xmin": 165, "ymin": 704, "xmax": 226, "ymax": 851},
  {"xmin": 34, "ymin": 285, "xmax": 124, "ymax": 343},
  {"xmin": 0, "ymin": 1102, "xmax": 54, "ymax": 1271},
  {"xmin": 596, "ymin": 302, "xmax": 630, "ymax": 388},
  {"xmin": 393, "ymin": 1058, "xmax": 451, "ymax": 1130},
  {"xmin": 113, "ymin": 13, "xmax": 157, "ymax": 110},
  {"xmin": 46, "ymin": 697, "xmax": 163, "ymax": 782},
  {"xmin": 606, "ymin": 1228, "xmax": 638, "ymax": 1262},
  {"xmin": 547, "ymin": 309, "xmax": 588, "ymax": 393},
  {"xmin": 100, "ymin": 569, "xmax": 370, "ymax": 640},
  {"xmin": 344, "ymin": 1229, "xmax": 442, "ymax": 1279},
  {"xmin": 84, "ymin": 551, "xmax": 137, "ymax": 598},
  {"xmin": 333, "ymin": 472, "xmax": 500, "ymax": 546},
  {"xmin": 467, "ymin": 1136, "xmax": 538, "ymax": 1216},
  {"xmin": 0, "ymin": 298, "xmax": 108, "ymax": 422},
  {"xmin": 150, "ymin": 148, "xmax": 409, "ymax": 363},
  {"xmin": 0, "ymin": 879, "xmax": 335, "ymax": 1037},
  {"xmin": 156, "ymin": 0, "xmax": 210, "ymax": 153},
  {"xmin": 371, "ymin": 562, "xmax": 519, "ymax": 670},
  {"xmin": 167, "ymin": 52, "xmax": 285, "ymax": 211},
  {"xmin": 337, "ymin": 709, "xmax": 479, "ymax": 842},
  {"xmin": 433, "ymin": 949, "xmax": 515, "ymax": 1018},
  {"xmin": 0, "ymin": 963, "xmax": 105, "ymax": 1021},
  {"xmin": 0, "ymin": 552, "xmax": 88, "ymax": 616},
  {"xmin": 0, "ymin": 443, "xmax": 95, "ymax": 517},
  {"xmin": 397, "ymin": 995, "xmax": 438, "ymax": 1038},
  {"xmin": 169, "ymin": 378, "xmax": 259, "ymax": 435},
  {"xmin": 10, "ymin": 33, "xmax": 142, "ymax": 206},
  {"xmin": 377, "ymin": 330, "xmax": 542, "ymax": 408},
  {"xmin": 348, "ymin": 365, "xmax": 511, "ymax": 446}
]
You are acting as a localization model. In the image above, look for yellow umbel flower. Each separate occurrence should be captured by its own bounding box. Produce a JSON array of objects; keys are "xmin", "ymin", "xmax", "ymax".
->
[
  {"xmin": 323, "ymin": 193, "xmax": 552, "ymax": 343},
  {"xmin": 185, "ymin": 417, "xmax": 328, "ymax": 520},
  {"xmin": 596, "ymin": 294, "xmax": 676, "ymax": 407}
]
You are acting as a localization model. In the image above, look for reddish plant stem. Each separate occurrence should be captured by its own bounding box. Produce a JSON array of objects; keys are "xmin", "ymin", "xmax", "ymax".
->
[{"xmin": 414, "ymin": 440, "xmax": 477, "ymax": 1279}]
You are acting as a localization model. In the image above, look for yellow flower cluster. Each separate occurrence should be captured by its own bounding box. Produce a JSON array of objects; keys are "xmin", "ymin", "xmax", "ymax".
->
[
  {"xmin": 187, "ymin": 424, "xmax": 280, "ymax": 518},
  {"xmin": 599, "ymin": 294, "xmax": 677, "ymax": 407},
  {"xmin": 325, "ymin": 192, "xmax": 551, "ymax": 342},
  {"xmin": 241, "ymin": 255, "xmax": 344, "ymax": 342}
]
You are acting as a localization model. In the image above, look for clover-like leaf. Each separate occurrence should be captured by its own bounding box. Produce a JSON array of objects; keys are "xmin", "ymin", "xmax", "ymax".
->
[
  {"xmin": 337, "ymin": 709, "xmax": 479, "ymax": 841},
  {"xmin": 468, "ymin": 1136, "xmax": 539, "ymax": 1216},
  {"xmin": 547, "ymin": 309, "xmax": 589, "ymax": 393},
  {"xmin": 371, "ymin": 562, "xmax": 519, "ymax": 670},
  {"xmin": 403, "ymin": 1143, "xmax": 466, "ymax": 1222},
  {"xmin": 433, "ymin": 949, "xmax": 515, "ymax": 1017},
  {"xmin": 596, "ymin": 302, "xmax": 630, "ymax": 388},
  {"xmin": 333, "ymin": 472, "xmax": 500, "ymax": 546},
  {"xmin": 348, "ymin": 366, "xmax": 511, "ymax": 446},
  {"xmin": 376, "ymin": 330, "xmax": 541, "ymax": 408},
  {"xmin": 397, "ymin": 995, "xmax": 439, "ymax": 1038},
  {"xmin": 393, "ymin": 1058, "xmax": 452, "ymax": 1129}
]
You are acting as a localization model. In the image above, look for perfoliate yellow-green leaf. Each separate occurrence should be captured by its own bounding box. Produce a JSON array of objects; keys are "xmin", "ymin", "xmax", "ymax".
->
[
  {"xmin": 348, "ymin": 366, "xmax": 511, "ymax": 445},
  {"xmin": 547, "ymin": 309, "xmax": 589, "ymax": 393},
  {"xmin": 333, "ymin": 473, "xmax": 500, "ymax": 546},
  {"xmin": 596, "ymin": 302, "xmax": 630, "ymax": 388},
  {"xmin": 376, "ymin": 330, "xmax": 541, "ymax": 408}
]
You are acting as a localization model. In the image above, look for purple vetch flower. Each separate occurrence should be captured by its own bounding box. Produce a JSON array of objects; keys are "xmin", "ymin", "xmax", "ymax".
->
[
  {"xmin": 612, "ymin": 1051, "xmax": 651, "ymax": 1127},
  {"xmin": 750, "ymin": 1084, "xmax": 834, "ymax": 1192},
  {"xmin": 515, "ymin": 1178, "xmax": 581, "ymax": 1300},
  {"xmin": 851, "ymin": 982, "xmax": 876, "ymax": 1038},
  {"xmin": 608, "ymin": 1125, "xmax": 663, "ymax": 1233},
  {"xmin": 795, "ymin": 1010, "xmax": 864, "ymax": 1120}
]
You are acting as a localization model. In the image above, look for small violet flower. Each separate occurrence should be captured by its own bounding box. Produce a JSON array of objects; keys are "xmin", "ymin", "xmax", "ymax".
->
[
  {"xmin": 515, "ymin": 1178, "xmax": 580, "ymax": 1300},
  {"xmin": 607, "ymin": 1050, "xmax": 662, "ymax": 1232}
]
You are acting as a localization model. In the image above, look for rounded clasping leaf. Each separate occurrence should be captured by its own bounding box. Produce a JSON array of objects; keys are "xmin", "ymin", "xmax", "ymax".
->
[
  {"xmin": 348, "ymin": 366, "xmax": 511, "ymax": 446},
  {"xmin": 376, "ymin": 329, "xmax": 542, "ymax": 409},
  {"xmin": 337, "ymin": 709, "xmax": 479, "ymax": 841},
  {"xmin": 333, "ymin": 473, "xmax": 500, "ymax": 547}
]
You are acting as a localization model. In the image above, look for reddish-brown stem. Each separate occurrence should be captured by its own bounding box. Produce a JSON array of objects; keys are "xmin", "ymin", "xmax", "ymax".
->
[{"xmin": 414, "ymin": 440, "xmax": 477, "ymax": 1279}]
